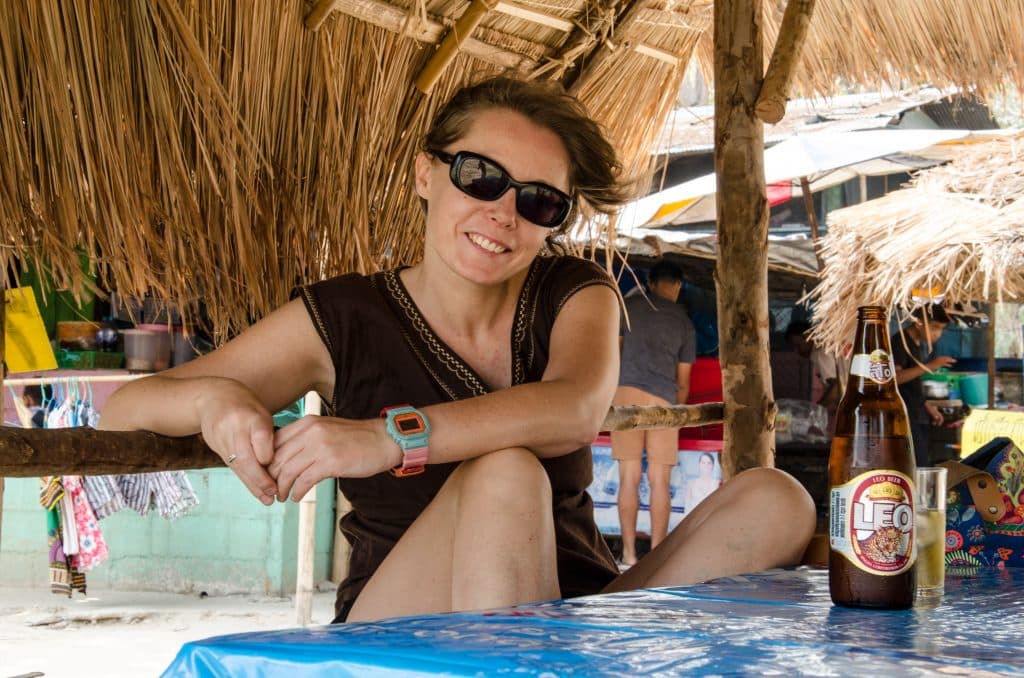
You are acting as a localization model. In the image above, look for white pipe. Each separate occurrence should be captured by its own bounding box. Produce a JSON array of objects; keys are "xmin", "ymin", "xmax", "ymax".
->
[
  {"xmin": 4, "ymin": 374, "xmax": 147, "ymax": 386},
  {"xmin": 295, "ymin": 391, "xmax": 321, "ymax": 626}
]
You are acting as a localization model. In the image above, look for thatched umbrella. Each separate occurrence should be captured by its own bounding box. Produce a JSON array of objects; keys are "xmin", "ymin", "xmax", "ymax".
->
[{"xmin": 808, "ymin": 136, "xmax": 1024, "ymax": 358}]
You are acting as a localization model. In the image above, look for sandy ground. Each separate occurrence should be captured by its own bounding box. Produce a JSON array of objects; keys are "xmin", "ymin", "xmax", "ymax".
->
[{"xmin": 0, "ymin": 585, "xmax": 337, "ymax": 678}]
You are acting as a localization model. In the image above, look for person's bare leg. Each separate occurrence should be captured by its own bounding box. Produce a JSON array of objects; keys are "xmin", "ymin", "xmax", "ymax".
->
[
  {"xmin": 646, "ymin": 461, "xmax": 674, "ymax": 549},
  {"xmin": 644, "ymin": 427, "xmax": 678, "ymax": 549},
  {"xmin": 347, "ymin": 448, "xmax": 558, "ymax": 622},
  {"xmin": 603, "ymin": 467, "xmax": 815, "ymax": 593},
  {"xmin": 614, "ymin": 455, "xmax": 643, "ymax": 565}
]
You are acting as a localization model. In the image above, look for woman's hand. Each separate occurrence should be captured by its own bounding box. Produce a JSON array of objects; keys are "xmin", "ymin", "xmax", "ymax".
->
[
  {"xmin": 269, "ymin": 416, "xmax": 403, "ymax": 501},
  {"xmin": 194, "ymin": 378, "xmax": 279, "ymax": 505}
]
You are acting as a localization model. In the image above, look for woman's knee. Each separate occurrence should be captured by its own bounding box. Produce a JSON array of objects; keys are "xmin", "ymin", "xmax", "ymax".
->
[
  {"xmin": 455, "ymin": 447, "xmax": 552, "ymax": 507},
  {"xmin": 731, "ymin": 467, "xmax": 816, "ymax": 532}
]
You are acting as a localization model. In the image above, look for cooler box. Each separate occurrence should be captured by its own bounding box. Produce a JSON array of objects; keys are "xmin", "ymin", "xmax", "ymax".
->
[{"xmin": 589, "ymin": 435, "xmax": 723, "ymax": 536}]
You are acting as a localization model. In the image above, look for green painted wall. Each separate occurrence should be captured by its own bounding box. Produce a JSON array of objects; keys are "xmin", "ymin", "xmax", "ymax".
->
[{"xmin": 0, "ymin": 470, "xmax": 335, "ymax": 595}]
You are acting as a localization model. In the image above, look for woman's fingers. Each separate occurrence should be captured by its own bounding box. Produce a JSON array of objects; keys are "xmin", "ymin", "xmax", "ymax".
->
[
  {"xmin": 273, "ymin": 415, "xmax": 315, "ymax": 449},
  {"xmin": 224, "ymin": 423, "xmax": 277, "ymax": 505},
  {"xmin": 290, "ymin": 464, "xmax": 326, "ymax": 503},
  {"xmin": 250, "ymin": 426, "xmax": 275, "ymax": 466},
  {"xmin": 275, "ymin": 448, "xmax": 318, "ymax": 502}
]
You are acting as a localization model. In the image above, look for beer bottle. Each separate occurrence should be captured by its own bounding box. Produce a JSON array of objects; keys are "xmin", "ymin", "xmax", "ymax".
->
[{"xmin": 828, "ymin": 306, "xmax": 917, "ymax": 609}]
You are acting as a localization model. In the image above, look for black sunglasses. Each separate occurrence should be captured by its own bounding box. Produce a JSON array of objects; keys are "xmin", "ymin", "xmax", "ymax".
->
[{"xmin": 429, "ymin": 149, "xmax": 573, "ymax": 228}]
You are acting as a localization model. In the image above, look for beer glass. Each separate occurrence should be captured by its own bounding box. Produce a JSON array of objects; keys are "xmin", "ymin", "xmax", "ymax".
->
[{"xmin": 915, "ymin": 467, "xmax": 948, "ymax": 598}]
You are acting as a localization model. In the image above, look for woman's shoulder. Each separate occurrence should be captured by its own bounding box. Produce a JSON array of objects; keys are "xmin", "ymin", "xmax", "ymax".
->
[
  {"xmin": 533, "ymin": 255, "xmax": 615, "ymax": 312},
  {"xmin": 535, "ymin": 254, "xmax": 612, "ymax": 280}
]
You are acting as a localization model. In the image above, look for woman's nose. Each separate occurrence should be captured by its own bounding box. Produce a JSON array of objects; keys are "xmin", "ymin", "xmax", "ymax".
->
[{"xmin": 487, "ymin": 188, "xmax": 518, "ymax": 228}]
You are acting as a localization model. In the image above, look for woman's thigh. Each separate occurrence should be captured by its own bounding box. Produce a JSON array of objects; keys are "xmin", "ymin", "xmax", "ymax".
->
[{"xmin": 347, "ymin": 447, "xmax": 557, "ymax": 622}]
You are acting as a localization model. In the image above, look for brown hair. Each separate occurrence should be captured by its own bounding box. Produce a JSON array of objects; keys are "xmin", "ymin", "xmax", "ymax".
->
[{"xmin": 422, "ymin": 77, "xmax": 629, "ymax": 241}]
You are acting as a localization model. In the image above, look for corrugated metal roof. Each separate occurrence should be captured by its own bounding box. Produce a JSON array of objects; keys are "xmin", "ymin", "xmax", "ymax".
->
[{"xmin": 656, "ymin": 87, "xmax": 955, "ymax": 155}]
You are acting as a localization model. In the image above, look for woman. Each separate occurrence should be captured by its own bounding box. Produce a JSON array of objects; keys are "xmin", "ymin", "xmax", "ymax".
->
[
  {"xmin": 684, "ymin": 452, "xmax": 720, "ymax": 512},
  {"xmin": 100, "ymin": 77, "xmax": 815, "ymax": 623}
]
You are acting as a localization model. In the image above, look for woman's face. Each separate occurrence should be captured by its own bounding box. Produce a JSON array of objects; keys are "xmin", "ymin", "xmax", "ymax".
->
[
  {"xmin": 415, "ymin": 108, "xmax": 570, "ymax": 287},
  {"xmin": 699, "ymin": 455, "xmax": 714, "ymax": 477}
]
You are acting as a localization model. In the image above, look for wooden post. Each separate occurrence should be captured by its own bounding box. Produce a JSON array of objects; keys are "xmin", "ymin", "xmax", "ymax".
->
[
  {"xmin": 1, "ymin": 277, "xmax": 6, "ymax": 548},
  {"xmin": 295, "ymin": 391, "xmax": 321, "ymax": 626},
  {"xmin": 987, "ymin": 304, "xmax": 996, "ymax": 409},
  {"xmin": 799, "ymin": 176, "xmax": 825, "ymax": 271},
  {"xmin": 714, "ymin": 0, "xmax": 775, "ymax": 476},
  {"xmin": 755, "ymin": 0, "xmax": 816, "ymax": 124}
]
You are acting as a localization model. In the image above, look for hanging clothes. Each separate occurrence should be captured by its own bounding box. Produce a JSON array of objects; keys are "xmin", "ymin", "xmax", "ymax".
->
[
  {"xmin": 114, "ymin": 472, "xmax": 199, "ymax": 520},
  {"xmin": 40, "ymin": 477, "xmax": 87, "ymax": 597},
  {"xmin": 64, "ymin": 476, "xmax": 109, "ymax": 571}
]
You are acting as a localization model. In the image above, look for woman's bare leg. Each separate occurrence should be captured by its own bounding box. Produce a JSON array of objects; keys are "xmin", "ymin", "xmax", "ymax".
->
[
  {"xmin": 347, "ymin": 448, "xmax": 559, "ymax": 622},
  {"xmin": 602, "ymin": 467, "xmax": 815, "ymax": 593}
]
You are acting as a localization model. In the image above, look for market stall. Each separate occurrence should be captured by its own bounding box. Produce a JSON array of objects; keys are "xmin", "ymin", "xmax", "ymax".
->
[{"xmin": 808, "ymin": 136, "xmax": 1024, "ymax": 457}]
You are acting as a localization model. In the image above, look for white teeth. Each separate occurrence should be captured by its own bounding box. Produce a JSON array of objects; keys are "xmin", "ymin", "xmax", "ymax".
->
[{"xmin": 468, "ymin": 233, "xmax": 508, "ymax": 253}]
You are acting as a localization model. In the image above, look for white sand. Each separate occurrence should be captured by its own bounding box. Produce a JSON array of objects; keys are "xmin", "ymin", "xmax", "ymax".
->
[{"xmin": 0, "ymin": 586, "xmax": 337, "ymax": 677}]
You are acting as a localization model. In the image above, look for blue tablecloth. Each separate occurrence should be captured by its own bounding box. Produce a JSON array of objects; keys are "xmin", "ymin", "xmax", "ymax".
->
[{"xmin": 163, "ymin": 568, "xmax": 1024, "ymax": 676}]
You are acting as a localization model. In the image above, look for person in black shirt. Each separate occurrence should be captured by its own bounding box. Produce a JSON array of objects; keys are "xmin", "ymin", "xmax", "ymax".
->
[{"xmin": 891, "ymin": 305, "xmax": 955, "ymax": 466}]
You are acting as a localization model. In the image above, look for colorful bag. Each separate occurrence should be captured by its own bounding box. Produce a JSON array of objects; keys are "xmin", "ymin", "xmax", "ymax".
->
[{"xmin": 941, "ymin": 437, "xmax": 1024, "ymax": 569}]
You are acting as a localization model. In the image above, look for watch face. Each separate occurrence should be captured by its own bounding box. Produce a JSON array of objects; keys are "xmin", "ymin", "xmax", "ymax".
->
[{"xmin": 394, "ymin": 412, "xmax": 426, "ymax": 435}]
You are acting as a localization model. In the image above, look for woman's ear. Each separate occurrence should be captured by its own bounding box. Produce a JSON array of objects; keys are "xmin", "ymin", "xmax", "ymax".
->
[{"xmin": 414, "ymin": 151, "xmax": 432, "ymax": 200}]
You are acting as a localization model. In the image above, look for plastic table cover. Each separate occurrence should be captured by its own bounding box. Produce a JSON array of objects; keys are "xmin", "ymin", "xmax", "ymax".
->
[{"xmin": 163, "ymin": 568, "xmax": 1024, "ymax": 677}]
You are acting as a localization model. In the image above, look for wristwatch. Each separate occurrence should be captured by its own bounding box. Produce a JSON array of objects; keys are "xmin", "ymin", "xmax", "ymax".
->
[{"xmin": 380, "ymin": 405, "xmax": 430, "ymax": 477}]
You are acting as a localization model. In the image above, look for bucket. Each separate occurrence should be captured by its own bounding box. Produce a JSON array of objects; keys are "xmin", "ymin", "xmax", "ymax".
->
[
  {"xmin": 958, "ymin": 373, "xmax": 989, "ymax": 407},
  {"xmin": 122, "ymin": 329, "xmax": 171, "ymax": 371},
  {"xmin": 171, "ymin": 330, "xmax": 197, "ymax": 366}
]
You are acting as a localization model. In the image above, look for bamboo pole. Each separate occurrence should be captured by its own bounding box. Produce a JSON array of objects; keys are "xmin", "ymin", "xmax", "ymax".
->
[
  {"xmin": 414, "ymin": 0, "xmax": 499, "ymax": 94},
  {"xmin": 295, "ymin": 391, "xmax": 321, "ymax": 626},
  {"xmin": 755, "ymin": 0, "xmax": 817, "ymax": 124},
  {"xmin": 305, "ymin": 0, "xmax": 341, "ymax": 31},
  {"xmin": 0, "ymin": 403, "xmax": 726, "ymax": 477},
  {"xmin": 714, "ymin": 0, "xmax": 775, "ymax": 476}
]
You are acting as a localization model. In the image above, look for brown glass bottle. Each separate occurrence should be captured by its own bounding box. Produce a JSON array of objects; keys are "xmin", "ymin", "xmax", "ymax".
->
[{"xmin": 828, "ymin": 306, "xmax": 917, "ymax": 609}]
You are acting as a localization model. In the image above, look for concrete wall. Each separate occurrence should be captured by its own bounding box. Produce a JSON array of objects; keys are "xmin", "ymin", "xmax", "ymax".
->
[{"xmin": 0, "ymin": 471, "xmax": 336, "ymax": 596}]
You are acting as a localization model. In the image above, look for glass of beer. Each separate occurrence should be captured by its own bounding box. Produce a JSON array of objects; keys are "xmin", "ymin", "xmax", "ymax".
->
[{"xmin": 915, "ymin": 467, "xmax": 948, "ymax": 598}]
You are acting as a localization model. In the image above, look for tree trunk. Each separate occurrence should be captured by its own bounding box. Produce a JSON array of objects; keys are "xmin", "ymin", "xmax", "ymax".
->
[{"xmin": 714, "ymin": 0, "xmax": 775, "ymax": 476}]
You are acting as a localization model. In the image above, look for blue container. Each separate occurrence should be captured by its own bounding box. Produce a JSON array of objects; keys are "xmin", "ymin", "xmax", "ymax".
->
[{"xmin": 958, "ymin": 373, "xmax": 989, "ymax": 406}]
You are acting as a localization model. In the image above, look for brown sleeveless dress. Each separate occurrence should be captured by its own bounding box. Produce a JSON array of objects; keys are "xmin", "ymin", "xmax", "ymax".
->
[{"xmin": 296, "ymin": 255, "xmax": 619, "ymax": 621}]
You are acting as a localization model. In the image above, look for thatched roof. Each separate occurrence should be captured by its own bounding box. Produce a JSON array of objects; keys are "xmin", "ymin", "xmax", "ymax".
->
[
  {"xmin": 807, "ymin": 136, "xmax": 1024, "ymax": 355},
  {"xmin": 2, "ymin": 0, "xmax": 1022, "ymax": 339}
]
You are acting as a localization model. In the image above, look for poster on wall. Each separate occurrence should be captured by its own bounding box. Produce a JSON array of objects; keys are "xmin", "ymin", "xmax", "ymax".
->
[{"xmin": 588, "ymin": 438, "xmax": 724, "ymax": 535}]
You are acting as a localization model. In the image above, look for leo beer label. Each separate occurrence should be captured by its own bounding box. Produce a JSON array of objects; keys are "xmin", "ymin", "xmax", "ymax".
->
[
  {"xmin": 849, "ymin": 349, "xmax": 894, "ymax": 385},
  {"xmin": 830, "ymin": 470, "xmax": 916, "ymax": 575}
]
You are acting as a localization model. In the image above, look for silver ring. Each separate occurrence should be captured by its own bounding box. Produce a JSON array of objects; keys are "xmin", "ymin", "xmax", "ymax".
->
[{"xmin": 226, "ymin": 454, "xmax": 238, "ymax": 464}]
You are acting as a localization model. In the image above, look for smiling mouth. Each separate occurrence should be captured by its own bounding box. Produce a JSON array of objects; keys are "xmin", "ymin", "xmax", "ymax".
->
[{"xmin": 467, "ymin": 233, "xmax": 509, "ymax": 254}]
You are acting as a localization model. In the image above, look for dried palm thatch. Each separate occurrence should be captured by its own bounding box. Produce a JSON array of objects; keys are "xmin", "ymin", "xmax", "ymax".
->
[
  {"xmin": 1, "ymin": 0, "xmax": 1022, "ymax": 341},
  {"xmin": 761, "ymin": 0, "xmax": 1024, "ymax": 101},
  {"xmin": 0, "ymin": 0, "xmax": 702, "ymax": 340},
  {"xmin": 807, "ymin": 137, "xmax": 1024, "ymax": 355}
]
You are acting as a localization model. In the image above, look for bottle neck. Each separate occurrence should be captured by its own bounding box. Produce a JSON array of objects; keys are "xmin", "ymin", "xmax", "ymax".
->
[{"xmin": 846, "ymin": 315, "xmax": 899, "ymax": 395}]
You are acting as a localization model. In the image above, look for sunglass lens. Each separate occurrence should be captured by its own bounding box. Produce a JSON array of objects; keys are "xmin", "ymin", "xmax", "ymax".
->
[
  {"xmin": 456, "ymin": 156, "xmax": 508, "ymax": 201},
  {"xmin": 517, "ymin": 187, "xmax": 566, "ymax": 227}
]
